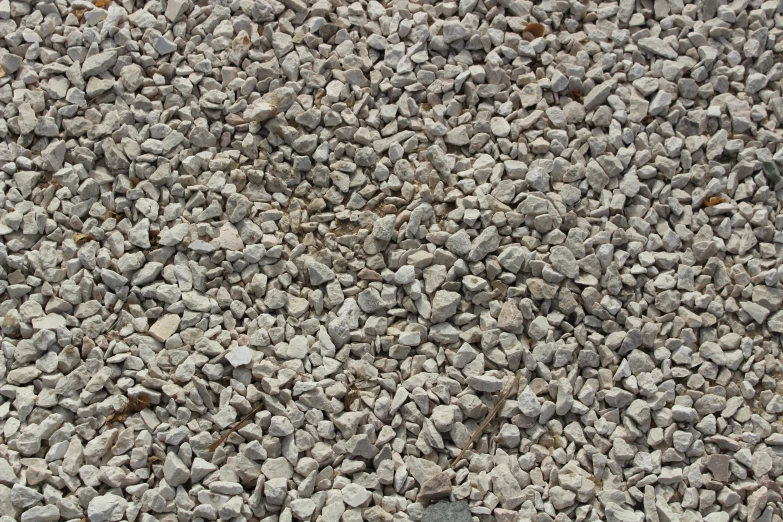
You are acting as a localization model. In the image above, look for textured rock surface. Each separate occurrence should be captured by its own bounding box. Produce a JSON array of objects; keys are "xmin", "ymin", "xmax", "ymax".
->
[{"xmin": 0, "ymin": 1, "xmax": 783, "ymax": 522}]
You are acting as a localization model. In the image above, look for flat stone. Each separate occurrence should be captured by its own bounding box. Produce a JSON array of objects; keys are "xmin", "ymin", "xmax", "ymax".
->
[
  {"xmin": 32, "ymin": 314, "xmax": 66, "ymax": 331},
  {"xmin": 82, "ymin": 50, "xmax": 118, "ymax": 77},
  {"xmin": 226, "ymin": 345, "xmax": 254, "ymax": 367},
  {"xmin": 584, "ymin": 82, "xmax": 613, "ymax": 110},
  {"xmin": 638, "ymin": 37, "xmax": 678, "ymax": 59},
  {"xmin": 422, "ymin": 501, "xmax": 472, "ymax": 522},
  {"xmin": 418, "ymin": 472, "xmax": 452, "ymax": 502},
  {"xmin": 148, "ymin": 314, "xmax": 180, "ymax": 342},
  {"xmin": 0, "ymin": 459, "xmax": 18, "ymax": 485}
]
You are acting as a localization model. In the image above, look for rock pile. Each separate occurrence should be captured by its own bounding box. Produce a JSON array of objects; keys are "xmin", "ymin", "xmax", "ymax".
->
[{"xmin": 1, "ymin": 1, "xmax": 783, "ymax": 522}]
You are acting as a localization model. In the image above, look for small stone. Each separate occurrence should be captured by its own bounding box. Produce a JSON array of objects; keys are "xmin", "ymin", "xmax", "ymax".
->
[
  {"xmin": 549, "ymin": 246, "xmax": 579, "ymax": 278},
  {"xmin": 261, "ymin": 457, "xmax": 293, "ymax": 480},
  {"xmin": 308, "ymin": 261, "xmax": 335, "ymax": 285},
  {"xmin": 0, "ymin": 460, "xmax": 18, "ymax": 486},
  {"xmin": 20, "ymin": 505, "xmax": 59, "ymax": 522},
  {"xmin": 163, "ymin": 452, "xmax": 190, "ymax": 487},
  {"xmin": 32, "ymin": 314, "xmax": 66, "ymax": 331},
  {"xmin": 704, "ymin": 454, "xmax": 731, "ymax": 482},
  {"xmin": 518, "ymin": 386, "xmax": 542, "ymax": 417},
  {"xmin": 638, "ymin": 37, "xmax": 678, "ymax": 59},
  {"xmin": 154, "ymin": 36, "xmax": 177, "ymax": 55},
  {"xmin": 17, "ymin": 103, "xmax": 37, "ymax": 135},
  {"xmin": 528, "ymin": 316, "xmax": 549, "ymax": 340},
  {"xmin": 431, "ymin": 290, "xmax": 461, "ymax": 323},
  {"xmin": 584, "ymin": 82, "xmax": 613, "ymax": 110},
  {"xmin": 225, "ymin": 345, "xmax": 254, "ymax": 367},
  {"xmin": 466, "ymin": 375, "xmax": 503, "ymax": 393},
  {"xmin": 422, "ymin": 501, "xmax": 472, "ymax": 522},
  {"xmin": 418, "ymin": 472, "xmax": 452, "ymax": 502},
  {"xmin": 467, "ymin": 226, "xmax": 501, "ymax": 262},
  {"xmin": 549, "ymin": 486, "xmax": 576, "ymax": 509},
  {"xmin": 498, "ymin": 301, "xmax": 524, "ymax": 333},
  {"xmin": 87, "ymin": 495, "xmax": 128, "ymax": 522},
  {"xmin": 82, "ymin": 50, "xmax": 118, "ymax": 77},
  {"xmin": 606, "ymin": 503, "xmax": 644, "ymax": 522},
  {"xmin": 290, "ymin": 499, "xmax": 316, "ymax": 520},
  {"xmin": 341, "ymin": 483, "xmax": 371, "ymax": 507},
  {"xmin": 219, "ymin": 223, "xmax": 244, "ymax": 251},
  {"xmin": 148, "ymin": 314, "xmax": 180, "ymax": 342}
]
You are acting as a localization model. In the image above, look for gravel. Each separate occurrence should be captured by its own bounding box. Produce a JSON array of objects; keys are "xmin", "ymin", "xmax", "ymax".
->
[{"xmin": 1, "ymin": 1, "xmax": 783, "ymax": 522}]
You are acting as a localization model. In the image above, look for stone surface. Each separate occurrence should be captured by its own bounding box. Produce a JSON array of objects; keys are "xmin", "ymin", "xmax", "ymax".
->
[
  {"xmin": 87, "ymin": 495, "xmax": 127, "ymax": 522},
  {"xmin": 0, "ymin": 2, "xmax": 781, "ymax": 522},
  {"xmin": 148, "ymin": 314, "xmax": 181, "ymax": 342},
  {"xmin": 422, "ymin": 501, "xmax": 472, "ymax": 522}
]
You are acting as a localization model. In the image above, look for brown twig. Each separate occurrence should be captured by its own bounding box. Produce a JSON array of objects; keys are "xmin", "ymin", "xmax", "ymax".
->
[
  {"xmin": 106, "ymin": 394, "xmax": 151, "ymax": 424},
  {"xmin": 208, "ymin": 402, "xmax": 266, "ymax": 453},
  {"xmin": 450, "ymin": 372, "xmax": 522, "ymax": 468}
]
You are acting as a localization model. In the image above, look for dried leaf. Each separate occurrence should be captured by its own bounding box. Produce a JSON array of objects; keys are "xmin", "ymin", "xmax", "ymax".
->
[
  {"xmin": 94, "ymin": 0, "xmax": 112, "ymax": 7},
  {"xmin": 148, "ymin": 456, "xmax": 162, "ymax": 464},
  {"xmin": 72, "ymin": 8, "xmax": 88, "ymax": 19},
  {"xmin": 106, "ymin": 394, "xmax": 151, "ymax": 424},
  {"xmin": 105, "ymin": 410, "xmax": 126, "ymax": 424},
  {"xmin": 450, "ymin": 372, "xmax": 522, "ymax": 468},
  {"xmin": 73, "ymin": 232, "xmax": 96, "ymax": 244},
  {"xmin": 344, "ymin": 389, "xmax": 362, "ymax": 411},
  {"xmin": 524, "ymin": 23, "xmax": 546, "ymax": 38},
  {"xmin": 704, "ymin": 196, "xmax": 725, "ymax": 207}
]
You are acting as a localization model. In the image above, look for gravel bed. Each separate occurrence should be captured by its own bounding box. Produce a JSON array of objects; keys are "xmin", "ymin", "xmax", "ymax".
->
[{"xmin": 1, "ymin": 1, "xmax": 783, "ymax": 522}]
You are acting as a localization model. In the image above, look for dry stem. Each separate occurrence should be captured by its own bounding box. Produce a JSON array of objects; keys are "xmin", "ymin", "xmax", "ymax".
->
[{"xmin": 450, "ymin": 372, "xmax": 522, "ymax": 468}]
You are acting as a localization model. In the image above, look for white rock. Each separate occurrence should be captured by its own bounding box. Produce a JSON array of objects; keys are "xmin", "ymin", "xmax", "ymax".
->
[
  {"xmin": 341, "ymin": 483, "xmax": 371, "ymax": 507},
  {"xmin": 225, "ymin": 345, "xmax": 253, "ymax": 367},
  {"xmin": 87, "ymin": 494, "xmax": 128, "ymax": 522}
]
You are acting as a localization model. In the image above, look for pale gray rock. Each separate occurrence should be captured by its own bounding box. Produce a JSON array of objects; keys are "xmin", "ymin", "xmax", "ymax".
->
[
  {"xmin": 637, "ymin": 37, "xmax": 678, "ymax": 59},
  {"xmin": 431, "ymin": 291, "xmax": 461, "ymax": 323},
  {"xmin": 163, "ymin": 452, "xmax": 190, "ymax": 486},
  {"xmin": 467, "ymin": 226, "xmax": 501, "ymax": 262},
  {"xmin": 87, "ymin": 495, "xmax": 127, "ymax": 522},
  {"xmin": 82, "ymin": 50, "xmax": 118, "ymax": 77}
]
